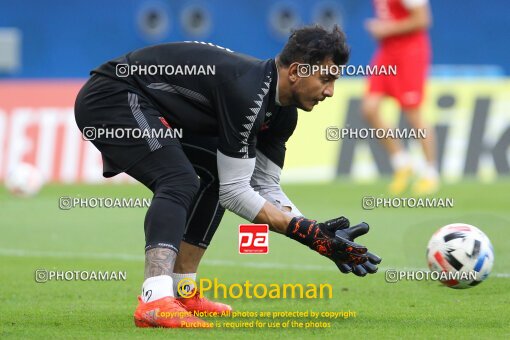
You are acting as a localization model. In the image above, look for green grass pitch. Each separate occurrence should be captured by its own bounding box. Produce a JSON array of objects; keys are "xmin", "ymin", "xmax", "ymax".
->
[{"xmin": 1, "ymin": 180, "xmax": 509, "ymax": 338}]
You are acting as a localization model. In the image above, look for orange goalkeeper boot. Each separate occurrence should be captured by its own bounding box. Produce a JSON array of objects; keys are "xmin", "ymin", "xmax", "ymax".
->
[
  {"xmin": 134, "ymin": 296, "xmax": 212, "ymax": 328},
  {"xmin": 177, "ymin": 289, "xmax": 232, "ymax": 314}
]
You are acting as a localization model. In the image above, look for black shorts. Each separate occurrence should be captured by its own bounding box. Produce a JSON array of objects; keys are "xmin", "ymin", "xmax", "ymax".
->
[
  {"xmin": 75, "ymin": 74, "xmax": 181, "ymax": 177},
  {"xmin": 74, "ymin": 74, "xmax": 225, "ymax": 248}
]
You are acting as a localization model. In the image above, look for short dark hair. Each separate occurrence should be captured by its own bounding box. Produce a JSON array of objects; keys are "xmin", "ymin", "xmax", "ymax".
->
[{"xmin": 278, "ymin": 24, "xmax": 350, "ymax": 67}]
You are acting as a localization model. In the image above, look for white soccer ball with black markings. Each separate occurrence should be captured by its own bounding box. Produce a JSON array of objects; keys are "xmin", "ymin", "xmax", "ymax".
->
[
  {"xmin": 426, "ymin": 223, "xmax": 494, "ymax": 289},
  {"xmin": 4, "ymin": 162, "xmax": 45, "ymax": 197}
]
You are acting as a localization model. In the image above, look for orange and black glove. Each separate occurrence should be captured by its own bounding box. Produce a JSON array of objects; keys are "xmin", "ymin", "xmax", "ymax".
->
[
  {"xmin": 326, "ymin": 217, "xmax": 382, "ymax": 276},
  {"xmin": 286, "ymin": 216, "xmax": 382, "ymax": 276}
]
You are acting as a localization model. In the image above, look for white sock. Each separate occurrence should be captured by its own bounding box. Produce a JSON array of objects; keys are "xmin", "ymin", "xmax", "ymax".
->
[
  {"xmin": 391, "ymin": 151, "xmax": 411, "ymax": 170},
  {"xmin": 171, "ymin": 273, "xmax": 197, "ymax": 297},
  {"xmin": 141, "ymin": 275, "xmax": 174, "ymax": 303},
  {"xmin": 422, "ymin": 163, "xmax": 439, "ymax": 179}
]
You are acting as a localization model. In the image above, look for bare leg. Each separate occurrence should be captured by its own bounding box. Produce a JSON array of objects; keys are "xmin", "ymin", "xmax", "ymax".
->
[
  {"xmin": 172, "ymin": 242, "xmax": 232, "ymax": 311},
  {"xmin": 144, "ymin": 248, "xmax": 178, "ymax": 279},
  {"xmin": 403, "ymin": 107, "xmax": 436, "ymax": 166},
  {"xmin": 173, "ymin": 241, "xmax": 206, "ymax": 274},
  {"xmin": 362, "ymin": 93, "xmax": 413, "ymax": 194},
  {"xmin": 173, "ymin": 205, "xmax": 292, "ymax": 273},
  {"xmin": 361, "ymin": 93, "xmax": 403, "ymax": 156},
  {"xmin": 404, "ymin": 107, "xmax": 439, "ymax": 194}
]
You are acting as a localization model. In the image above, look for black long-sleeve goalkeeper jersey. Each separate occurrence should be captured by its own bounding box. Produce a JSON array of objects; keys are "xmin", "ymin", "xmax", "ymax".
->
[{"xmin": 91, "ymin": 41, "xmax": 297, "ymax": 169}]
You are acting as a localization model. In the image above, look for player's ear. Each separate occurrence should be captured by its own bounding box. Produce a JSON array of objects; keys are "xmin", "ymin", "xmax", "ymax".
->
[{"xmin": 287, "ymin": 62, "xmax": 300, "ymax": 83}]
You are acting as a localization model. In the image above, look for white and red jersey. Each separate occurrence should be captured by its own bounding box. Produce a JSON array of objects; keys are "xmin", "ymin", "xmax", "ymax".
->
[{"xmin": 372, "ymin": 0, "xmax": 430, "ymax": 52}]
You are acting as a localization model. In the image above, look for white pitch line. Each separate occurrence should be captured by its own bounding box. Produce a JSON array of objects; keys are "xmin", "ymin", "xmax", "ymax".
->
[
  {"xmin": 0, "ymin": 248, "xmax": 143, "ymax": 261},
  {"xmin": 0, "ymin": 248, "xmax": 508, "ymax": 278}
]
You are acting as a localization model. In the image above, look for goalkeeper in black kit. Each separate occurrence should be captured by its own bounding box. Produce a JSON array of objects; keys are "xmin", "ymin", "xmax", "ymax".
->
[{"xmin": 74, "ymin": 24, "xmax": 382, "ymax": 328}]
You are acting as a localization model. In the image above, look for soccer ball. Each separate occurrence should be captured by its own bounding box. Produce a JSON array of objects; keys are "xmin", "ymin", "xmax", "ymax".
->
[
  {"xmin": 426, "ymin": 223, "xmax": 494, "ymax": 289},
  {"xmin": 4, "ymin": 162, "xmax": 45, "ymax": 197}
]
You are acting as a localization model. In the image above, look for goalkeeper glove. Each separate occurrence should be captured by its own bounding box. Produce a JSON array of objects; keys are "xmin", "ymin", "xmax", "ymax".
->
[
  {"xmin": 324, "ymin": 217, "xmax": 382, "ymax": 276},
  {"xmin": 286, "ymin": 216, "xmax": 382, "ymax": 276}
]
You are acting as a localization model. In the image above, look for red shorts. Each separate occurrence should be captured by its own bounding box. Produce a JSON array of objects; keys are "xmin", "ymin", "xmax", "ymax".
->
[{"xmin": 367, "ymin": 47, "xmax": 430, "ymax": 109}]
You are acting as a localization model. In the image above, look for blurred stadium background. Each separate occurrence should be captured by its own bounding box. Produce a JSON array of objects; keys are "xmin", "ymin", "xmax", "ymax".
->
[
  {"xmin": 1, "ymin": 1, "xmax": 509, "ymax": 338},
  {"xmin": 0, "ymin": 0, "xmax": 509, "ymax": 183}
]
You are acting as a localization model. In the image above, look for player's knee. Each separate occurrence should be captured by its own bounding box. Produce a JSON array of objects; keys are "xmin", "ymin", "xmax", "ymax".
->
[
  {"xmin": 361, "ymin": 98, "xmax": 379, "ymax": 121},
  {"xmin": 181, "ymin": 173, "xmax": 200, "ymax": 202},
  {"xmin": 402, "ymin": 108, "xmax": 425, "ymax": 127},
  {"xmin": 154, "ymin": 171, "xmax": 200, "ymax": 208}
]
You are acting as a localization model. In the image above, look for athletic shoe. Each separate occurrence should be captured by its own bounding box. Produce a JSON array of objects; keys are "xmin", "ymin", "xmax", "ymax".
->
[
  {"xmin": 134, "ymin": 296, "xmax": 212, "ymax": 328},
  {"xmin": 177, "ymin": 290, "xmax": 232, "ymax": 314},
  {"xmin": 389, "ymin": 166, "xmax": 413, "ymax": 195},
  {"xmin": 412, "ymin": 177, "xmax": 440, "ymax": 196}
]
